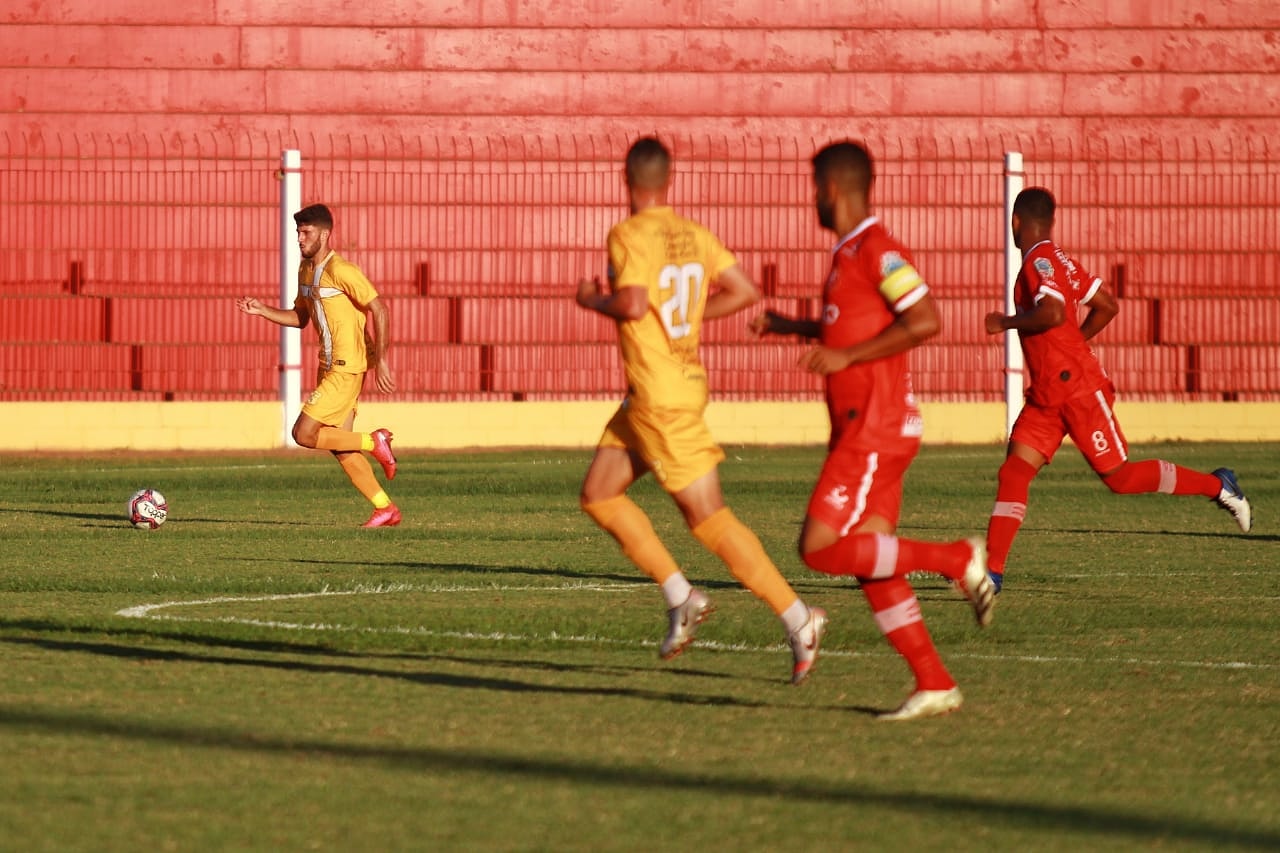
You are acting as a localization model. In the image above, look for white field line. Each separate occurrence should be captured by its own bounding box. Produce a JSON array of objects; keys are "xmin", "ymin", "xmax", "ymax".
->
[{"xmin": 114, "ymin": 584, "xmax": 1278, "ymax": 672}]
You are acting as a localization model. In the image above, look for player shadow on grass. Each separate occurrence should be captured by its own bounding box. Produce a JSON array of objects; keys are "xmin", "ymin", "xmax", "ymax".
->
[
  {"xmin": 248, "ymin": 555, "xmax": 753, "ymax": 591},
  {"xmin": 0, "ymin": 506, "xmax": 313, "ymax": 528},
  {"xmin": 0, "ymin": 685, "xmax": 1273, "ymax": 850},
  {"xmin": 904, "ymin": 520, "xmax": 1270, "ymax": 541},
  {"xmin": 0, "ymin": 629, "xmax": 774, "ymax": 711}
]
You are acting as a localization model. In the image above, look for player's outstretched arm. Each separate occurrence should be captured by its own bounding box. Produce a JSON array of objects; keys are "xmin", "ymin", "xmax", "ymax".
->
[
  {"xmin": 703, "ymin": 264, "xmax": 760, "ymax": 320},
  {"xmin": 235, "ymin": 297, "xmax": 307, "ymax": 329},
  {"xmin": 801, "ymin": 292, "xmax": 940, "ymax": 375},
  {"xmin": 985, "ymin": 295, "xmax": 1064, "ymax": 336},
  {"xmin": 749, "ymin": 310, "xmax": 821, "ymax": 340}
]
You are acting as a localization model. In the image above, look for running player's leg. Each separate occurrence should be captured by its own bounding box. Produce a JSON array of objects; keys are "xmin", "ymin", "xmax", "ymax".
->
[
  {"xmin": 800, "ymin": 447, "xmax": 988, "ymax": 596},
  {"xmin": 296, "ymin": 375, "xmax": 397, "ymax": 526},
  {"xmin": 985, "ymin": 404, "xmax": 1061, "ymax": 587},
  {"xmin": 579, "ymin": 411, "xmax": 705, "ymax": 657},
  {"xmin": 1069, "ymin": 388, "xmax": 1251, "ymax": 530},
  {"xmin": 296, "ymin": 371, "xmax": 397, "ymax": 478}
]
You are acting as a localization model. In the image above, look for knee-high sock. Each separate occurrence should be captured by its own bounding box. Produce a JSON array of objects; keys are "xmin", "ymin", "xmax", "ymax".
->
[
  {"xmin": 802, "ymin": 532, "xmax": 971, "ymax": 581},
  {"xmin": 691, "ymin": 507, "xmax": 798, "ymax": 616},
  {"xmin": 335, "ymin": 450, "xmax": 385, "ymax": 503},
  {"xmin": 860, "ymin": 577, "xmax": 955, "ymax": 692},
  {"xmin": 316, "ymin": 426, "xmax": 364, "ymax": 452},
  {"xmin": 1102, "ymin": 459, "xmax": 1221, "ymax": 497},
  {"xmin": 582, "ymin": 495, "xmax": 681, "ymax": 585},
  {"xmin": 986, "ymin": 454, "xmax": 1038, "ymax": 574}
]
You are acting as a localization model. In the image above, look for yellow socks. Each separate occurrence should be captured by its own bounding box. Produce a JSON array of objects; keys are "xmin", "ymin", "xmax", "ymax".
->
[
  {"xmin": 336, "ymin": 450, "xmax": 384, "ymax": 502},
  {"xmin": 582, "ymin": 494, "xmax": 682, "ymax": 585},
  {"xmin": 316, "ymin": 426, "xmax": 364, "ymax": 453},
  {"xmin": 692, "ymin": 507, "xmax": 798, "ymax": 616}
]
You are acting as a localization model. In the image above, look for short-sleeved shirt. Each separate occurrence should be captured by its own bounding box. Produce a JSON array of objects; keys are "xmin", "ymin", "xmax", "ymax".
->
[
  {"xmin": 295, "ymin": 251, "xmax": 379, "ymax": 375},
  {"xmin": 820, "ymin": 216, "xmax": 927, "ymax": 452},
  {"xmin": 607, "ymin": 206, "xmax": 738, "ymax": 411},
  {"xmin": 1014, "ymin": 240, "xmax": 1109, "ymax": 407}
]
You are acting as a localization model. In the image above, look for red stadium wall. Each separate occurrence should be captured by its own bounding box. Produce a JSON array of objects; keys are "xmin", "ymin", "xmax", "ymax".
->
[{"xmin": 1, "ymin": 2, "xmax": 1278, "ymax": 407}]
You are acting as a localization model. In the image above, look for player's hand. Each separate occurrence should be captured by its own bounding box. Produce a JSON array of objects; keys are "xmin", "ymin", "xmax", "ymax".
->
[
  {"xmin": 374, "ymin": 359, "xmax": 396, "ymax": 394},
  {"xmin": 984, "ymin": 311, "xmax": 1007, "ymax": 335},
  {"xmin": 575, "ymin": 277, "xmax": 603, "ymax": 308},
  {"xmin": 749, "ymin": 310, "xmax": 782, "ymax": 338},
  {"xmin": 235, "ymin": 296, "xmax": 264, "ymax": 316},
  {"xmin": 800, "ymin": 345, "xmax": 853, "ymax": 375}
]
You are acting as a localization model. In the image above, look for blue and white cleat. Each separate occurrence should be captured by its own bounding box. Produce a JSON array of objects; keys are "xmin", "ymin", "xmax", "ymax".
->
[
  {"xmin": 988, "ymin": 571, "xmax": 1003, "ymax": 595},
  {"xmin": 1211, "ymin": 468, "xmax": 1252, "ymax": 533}
]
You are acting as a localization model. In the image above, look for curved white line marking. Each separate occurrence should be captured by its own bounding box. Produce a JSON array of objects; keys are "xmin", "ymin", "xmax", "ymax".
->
[{"xmin": 115, "ymin": 584, "xmax": 1278, "ymax": 671}]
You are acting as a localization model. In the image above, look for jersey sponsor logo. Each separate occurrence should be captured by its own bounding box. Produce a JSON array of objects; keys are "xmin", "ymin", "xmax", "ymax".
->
[
  {"xmin": 902, "ymin": 413, "xmax": 924, "ymax": 437},
  {"xmin": 822, "ymin": 303, "xmax": 840, "ymax": 324},
  {"xmin": 1033, "ymin": 257, "xmax": 1055, "ymax": 280}
]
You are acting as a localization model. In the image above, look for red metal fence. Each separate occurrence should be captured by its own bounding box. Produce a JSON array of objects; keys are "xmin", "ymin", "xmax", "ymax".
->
[{"xmin": 1, "ymin": 132, "xmax": 1277, "ymax": 402}]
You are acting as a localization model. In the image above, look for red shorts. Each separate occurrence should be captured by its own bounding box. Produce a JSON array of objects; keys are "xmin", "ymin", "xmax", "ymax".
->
[
  {"xmin": 1012, "ymin": 385, "xmax": 1129, "ymax": 474},
  {"xmin": 806, "ymin": 439, "xmax": 919, "ymax": 535}
]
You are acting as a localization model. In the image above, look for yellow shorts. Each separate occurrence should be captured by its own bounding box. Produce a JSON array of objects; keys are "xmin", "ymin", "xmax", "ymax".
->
[
  {"xmin": 598, "ymin": 399, "xmax": 725, "ymax": 493},
  {"xmin": 302, "ymin": 370, "xmax": 363, "ymax": 426}
]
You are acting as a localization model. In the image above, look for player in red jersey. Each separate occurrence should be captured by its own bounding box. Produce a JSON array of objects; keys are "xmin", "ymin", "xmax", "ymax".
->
[
  {"xmin": 983, "ymin": 187, "xmax": 1253, "ymax": 591},
  {"xmin": 751, "ymin": 141, "xmax": 994, "ymax": 721}
]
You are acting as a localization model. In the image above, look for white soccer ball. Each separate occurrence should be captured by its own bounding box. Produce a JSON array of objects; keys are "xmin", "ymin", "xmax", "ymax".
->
[{"xmin": 127, "ymin": 488, "xmax": 168, "ymax": 530}]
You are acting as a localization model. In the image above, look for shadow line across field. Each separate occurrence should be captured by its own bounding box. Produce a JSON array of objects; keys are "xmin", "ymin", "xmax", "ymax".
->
[{"xmin": 0, "ymin": 626, "xmax": 1276, "ymax": 849}]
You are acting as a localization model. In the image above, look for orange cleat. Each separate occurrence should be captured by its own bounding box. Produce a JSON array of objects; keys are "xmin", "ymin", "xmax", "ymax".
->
[
  {"xmin": 369, "ymin": 428, "xmax": 397, "ymax": 480},
  {"xmin": 362, "ymin": 504, "xmax": 401, "ymax": 528}
]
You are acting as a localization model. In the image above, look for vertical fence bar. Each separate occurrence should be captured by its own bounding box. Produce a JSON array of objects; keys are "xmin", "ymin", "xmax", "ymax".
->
[
  {"xmin": 279, "ymin": 149, "xmax": 303, "ymax": 446},
  {"xmin": 1002, "ymin": 151, "xmax": 1026, "ymax": 439}
]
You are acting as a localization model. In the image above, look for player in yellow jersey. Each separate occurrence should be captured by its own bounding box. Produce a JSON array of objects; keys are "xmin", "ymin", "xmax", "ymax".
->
[
  {"xmin": 236, "ymin": 203, "xmax": 401, "ymax": 528},
  {"xmin": 576, "ymin": 137, "xmax": 827, "ymax": 684}
]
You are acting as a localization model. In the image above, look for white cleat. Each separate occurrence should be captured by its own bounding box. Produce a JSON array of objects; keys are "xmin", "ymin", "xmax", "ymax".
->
[
  {"xmin": 1212, "ymin": 468, "xmax": 1252, "ymax": 533},
  {"xmin": 660, "ymin": 589, "xmax": 714, "ymax": 659},
  {"xmin": 958, "ymin": 537, "xmax": 996, "ymax": 628},
  {"xmin": 878, "ymin": 687, "xmax": 964, "ymax": 722},
  {"xmin": 788, "ymin": 607, "xmax": 828, "ymax": 686}
]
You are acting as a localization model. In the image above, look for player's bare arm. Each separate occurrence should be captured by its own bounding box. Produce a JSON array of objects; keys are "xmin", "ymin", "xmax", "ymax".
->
[
  {"xmin": 235, "ymin": 296, "xmax": 308, "ymax": 329},
  {"xmin": 801, "ymin": 292, "xmax": 940, "ymax": 376},
  {"xmin": 749, "ymin": 310, "xmax": 821, "ymax": 339},
  {"xmin": 703, "ymin": 264, "xmax": 760, "ymax": 320},
  {"xmin": 985, "ymin": 294, "xmax": 1065, "ymax": 336},
  {"xmin": 576, "ymin": 277, "xmax": 647, "ymax": 321},
  {"xmin": 366, "ymin": 297, "xmax": 396, "ymax": 394},
  {"xmin": 1078, "ymin": 283, "xmax": 1119, "ymax": 341}
]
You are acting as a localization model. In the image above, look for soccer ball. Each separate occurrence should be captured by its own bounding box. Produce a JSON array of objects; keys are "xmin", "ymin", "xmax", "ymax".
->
[{"xmin": 127, "ymin": 488, "xmax": 168, "ymax": 530}]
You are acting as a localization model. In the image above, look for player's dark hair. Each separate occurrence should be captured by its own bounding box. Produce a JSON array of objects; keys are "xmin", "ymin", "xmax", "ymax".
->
[
  {"xmin": 812, "ymin": 141, "xmax": 874, "ymax": 193},
  {"xmin": 294, "ymin": 203, "xmax": 334, "ymax": 229},
  {"xmin": 625, "ymin": 137, "xmax": 671, "ymax": 189},
  {"xmin": 1013, "ymin": 187, "xmax": 1056, "ymax": 223}
]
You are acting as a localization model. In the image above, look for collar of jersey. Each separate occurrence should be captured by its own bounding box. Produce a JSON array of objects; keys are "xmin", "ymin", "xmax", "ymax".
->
[
  {"xmin": 1022, "ymin": 239, "xmax": 1052, "ymax": 258},
  {"xmin": 831, "ymin": 216, "xmax": 879, "ymax": 255}
]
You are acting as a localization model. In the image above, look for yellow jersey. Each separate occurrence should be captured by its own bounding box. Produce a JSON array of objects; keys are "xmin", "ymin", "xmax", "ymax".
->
[
  {"xmin": 607, "ymin": 206, "xmax": 737, "ymax": 410},
  {"xmin": 295, "ymin": 251, "xmax": 379, "ymax": 374}
]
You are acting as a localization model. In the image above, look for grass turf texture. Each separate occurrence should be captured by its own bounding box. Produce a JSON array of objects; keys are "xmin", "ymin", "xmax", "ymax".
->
[{"xmin": 0, "ymin": 443, "xmax": 1275, "ymax": 851}]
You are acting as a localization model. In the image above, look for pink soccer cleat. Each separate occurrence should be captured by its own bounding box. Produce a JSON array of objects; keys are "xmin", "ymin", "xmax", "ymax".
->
[
  {"xmin": 370, "ymin": 428, "xmax": 397, "ymax": 480},
  {"xmin": 362, "ymin": 504, "xmax": 401, "ymax": 528}
]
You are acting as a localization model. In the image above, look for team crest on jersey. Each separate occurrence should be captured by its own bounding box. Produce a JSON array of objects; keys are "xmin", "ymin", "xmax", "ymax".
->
[
  {"xmin": 1034, "ymin": 258, "xmax": 1055, "ymax": 279},
  {"xmin": 822, "ymin": 304, "xmax": 840, "ymax": 324},
  {"xmin": 880, "ymin": 251, "xmax": 908, "ymax": 278},
  {"xmin": 822, "ymin": 484, "xmax": 849, "ymax": 511}
]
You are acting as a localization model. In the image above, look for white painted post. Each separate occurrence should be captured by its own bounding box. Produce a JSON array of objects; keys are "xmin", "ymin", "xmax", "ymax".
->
[
  {"xmin": 1002, "ymin": 152, "xmax": 1026, "ymax": 441},
  {"xmin": 279, "ymin": 149, "xmax": 303, "ymax": 447}
]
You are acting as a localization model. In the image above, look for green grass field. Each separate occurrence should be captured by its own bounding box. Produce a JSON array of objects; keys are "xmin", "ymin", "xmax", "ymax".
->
[{"xmin": 0, "ymin": 442, "xmax": 1275, "ymax": 851}]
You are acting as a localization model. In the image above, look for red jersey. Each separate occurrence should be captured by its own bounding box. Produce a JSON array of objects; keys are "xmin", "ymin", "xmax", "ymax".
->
[
  {"xmin": 1015, "ymin": 240, "xmax": 1110, "ymax": 407},
  {"xmin": 820, "ymin": 217, "xmax": 926, "ymax": 451}
]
